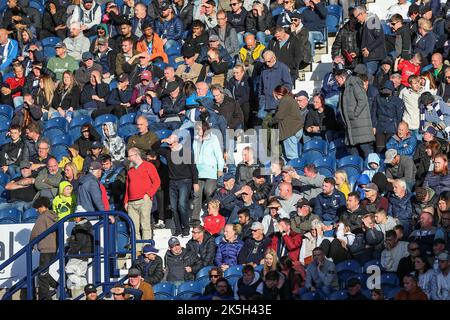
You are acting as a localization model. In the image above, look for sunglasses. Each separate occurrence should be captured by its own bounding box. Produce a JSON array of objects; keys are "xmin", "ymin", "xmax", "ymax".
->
[
  {"xmin": 409, "ymin": 247, "xmax": 420, "ymax": 251},
  {"xmin": 210, "ymin": 274, "xmax": 220, "ymax": 278},
  {"xmin": 231, "ymin": 2, "xmax": 239, "ymax": 5}
]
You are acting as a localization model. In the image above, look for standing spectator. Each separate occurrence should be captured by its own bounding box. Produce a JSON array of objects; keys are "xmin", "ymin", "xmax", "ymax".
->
[
  {"xmin": 353, "ymin": 6, "xmax": 386, "ymax": 79},
  {"xmin": 131, "ymin": 242, "xmax": 164, "ymax": 286},
  {"xmin": 127, "ymin": 116, "xmax": 160, "ymax": 154},
  {"xmin": 227, "ymin": 0, "xmax": 247, "ymax": 47},
  {"xmin": 331, "ymin": 16, "xmax": 358, "ymax": 70},
  {"xmin": 335, "ymin": 69, "xmax": 375, "ymax": 159},
  {"xmin": 302, "ymin": 0, "xmax": 327, "ymax": 57},
  {"xmin": 215, "ymin": 224, "xmax": 244, "ymax": 271},
  {"xmin": 381, "ymin": 230, "xmax": 410, "ymax": 272},
  {"xmin": 172, "ymin": 0, "xmax": 194, "ymax": 30},
  {"xmin": 238, "ymin": 221, "xmax": 271, "ymax": 266},
  {"xmin": 124, "ymin": 148, "xmax": 161, "ymax": 249},
  {"xmin": 164, "ymin": 237, "xmax": 201, "ymax": 284},
  {"xmin": 413, "ymin": 18, "xmax": 437, "ymax": 65},
  {"xmin": 76, "ymin": 161, "xmax": 107, "ymax": 212},
  {"xmin": 29, "ymin": 197, "xmax": 58, "ymax": 300},
  {"xmin": 186, "ymin": 225, "xmax": 217, "ymax": 267},
  {"xmin": 388, "ymin": 179, "xmax": 414, "ymax": 236}
]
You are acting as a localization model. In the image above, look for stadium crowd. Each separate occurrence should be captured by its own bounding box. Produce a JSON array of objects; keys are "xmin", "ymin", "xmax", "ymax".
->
[{"xmin": 0, "ymin": 0, "xmax": 449, "ymax": 301}]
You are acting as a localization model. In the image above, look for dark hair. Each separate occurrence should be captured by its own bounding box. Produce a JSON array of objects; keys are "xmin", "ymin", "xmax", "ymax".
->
[
  {"xmin": 238, "ymin": 208, "xmax": 250, "ymax": 217},
  {"xmin": 9, "ymin": 124, "xmax": 22, "ymax": 132},
  {"xmin": 313, "ymin": 93, "xmax": 325, "ymax": 107},
  {"xmin": 324, "ymin": 177, "xmax": 336, "ymax": 186},
  {"xmin": 394, "ymin": 224, "xmax": 404, "ymax": 231},
  {"xmin": 265, "ymin": 270, "xmax": 280, "ymax": 281},
  {"xmin": 389, "ymin": 13, "xmax": 403, "ymax": 24},
  {"xmin": 243, "ymin": 264, "xmax": 255, "ymax": 274},
  {"xmin": 208, "ymin": 267, "xmax": 223, "ymax": 277},
  {"xmin": 425, "ymin": 140, "xmax": 441, "ymax": 159},
  {"xmin": 312, "ymin": 247, "xmax": 324, "ymax": 254},
  {"xmin": 183, "ymin": 81, "xmax": 197, "ymax": 97},
  {"xmin": 348, "ymin": 191, "xmax": 360, "ymax": 201},
  {"xmin": 415, "ymin": 187, "xmax": 428, "ymax": 202},
  {"xmin": 33, "ymin": 196, "xmax": 51, "ymax": 210},
  {"xmin": 192, "ymin": 20, "xmax": 205, "ymax": 29},
  {"xmin": 279, "ymin": 217, "xmax": 291, "ymax": 225},
  {"xmin": 420, "ymin": 91, "xmax": 434, "ymax": 106},
  {"xmin": 100, "ymin": 154, "xmax": 112, "ymax": 162},
  {"xmin": 358, "ymin": 73, "xmax": 369, "ymax": 82},
  {"xmin": 304, "ymin": 164, "xmax": 317, "ymax": 174},
  {"xmin": 273, "ymin": 85, "xmax": 291, "ymax": 97},
  {"xmin": 385, "ymin": 230, "xmax": 397, "ymax": 239},
  {"xmin": 26, "ymin": 122, "xmax": 41, "ymax": 134},
  {"xmin": 335, "ymin": 69, "xmax": 349, "ymax": 78}
]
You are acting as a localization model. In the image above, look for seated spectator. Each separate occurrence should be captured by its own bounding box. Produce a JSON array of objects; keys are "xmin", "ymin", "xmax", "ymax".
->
[
  {"xmin": 82, "ymin": 141, "xmax": 104, "ymax": 174},
  {"xmin": 413, "ymin": 126, "xmax": 448, "ymax": 169},
  {"xmin": 374, "ymin": 208, "xmax": 398, "ymax": 237},
  {"xmin": 340, "ymin": 192, "xmax": 368, "ymax": 233},
  {"xmin": 237, "ymin": 222, "xmax": 271, "ymax": 266},
  {"xmin": 235, "ymin": 147, "xmax": 261, "ymax": 185},
  {"xmin": 386, "ymin": 121, "xmax": 417, "ymax": 157},
  {"xmin": 413, "ymin": 18, "xmax": 437, "ymax": 65},
  {"xmin": 418, "ymin": 92, "xmax": 450, "ymax": 140},
  {"xmin": 79, "ymin": 70, "xmax": 110, "ymax": 114},
  {"xmin": 246, "ymin": 1, "xmax": 273, "ymax": 47},
  {"xmin": 395, "ymin": 274, "xmax": 428, "ymax": 300},
  {"xmin": 126, "ymin": 115, "xmax": 160, "ymax": 154},
  {"xmin": 247, "ymin": 169, "xmax": 271, "ymax": 206},
  {"xmin": 430, "ymin": 252, "xmax": 450, "ymax": 300},
  {"xmin": 74, "ymin": 124, "xmax": 101, "ymax": 159},
  {"xmin": 215, "ymin": 223, "xmax": 244, "ymax": 271},
  {"xmin": 394, "ymin": 53, "xmax": 421, "ymax": 87},
  {"xmin": 302, "ymin": 247, "xmax": 339, "ymax": 298},
  {"xmin": 130, "ymin": 3, "xmax": 153, "ymax": 39},
  {"xmin": 164, "ymin": 237, "xmax": 201, "ymax": 284},
  {"xmin": 416, "ymin": 141, "xmax": 442, "ymax": 188},
  {"xmin": 388, "ymin": 179, "xmax": 414, "ymax": 236},
  {"xmin": 75, "ymin": 52, "xmax": 103, "ymax": 89},
  {"xmin": 277, "ymin": 182, "xmax": 302, "ymax": 217},
  {"xmin": 269, "ymin": 218, "xmax": 302, "ymax": 262},
  {"xmin": 0, "ymin": 29, "xmax": 18, "ymax": 75},
  {"xmin": 314, "ymin": 178, "xmax": 346, "ymax": 223},
  {"xmin": 411, "ymin": 255, "xmax": 434, "ymax": 299},
  {"xmin": 183, "ymin": 20, "xmax": 209, "ymax": 54},
  {"xmin": 93, "ymin": 37, "xmax": 117, "ymax": 81},
  {"xmin": 0, "ymin": 62, "xmax": 25, "ymax": 108},
  {"xmin": 213, "ymin": 173, "xmax": 240, "ymax": 218},
  {"xmin": 303, "ymin": 94, "xmax": 337, "ymax": 142},
  {"xmin": 210, "ymin": 10, "xmax": 239, "ymax": 58},
  {"xmin": 409, "ymin": 209, "xmax": 437, "ymax": 256},
  {"xmin": 291, "ymin": 199, "xmax": 320, "ymax": 235},
  {"xmin": 0, "ymin": 160, "xmax": 37, "ymax": 212},
  {"xmin": 346, "ymin": 277, "xmax": 369, "ymax": 300},
  {"xmin": 424, "ymin": 154, "xmax": 450, "ymax": 196},
  {"xmin": 67, "ymin": 0, "xmax": 102, "ymax": 37},
  {"xmin": 34, "ymin": 157, "xmax": 63, "ymax": 200},
  {"xmin": 30, "ymin": 138, "xmax": 53, "ymax": 173},
  {"xmin": 155, "ymin": 2, "xmax": 184, "ymax": 52},
  {"xmin": 203, "ymin": 200, "xmax": 226, "ymax": 236},
  {"xmin": 124, "ymin": 268, "xmax": 155, "ymax": 300},
  {"xmin": 233, "ymin": 264, "xmax": 264, "ymax": 300},
  {"xmin": 396, "ymin": 240, "xmax": 422, "ymax": 281},
  {"xmin": 261, "ymin": 270, "xmax": 292, "ymax": 300},
  {"xmin": 412, "ymin": 186, "xmax": 439, "ymax": 222},
  {"xmin": 115, "ymin": 38, "xmax": 140, "ymax": 77},
  {"xmin": 64, "ymin": 22, "xmax": 91, "ymax": 62},
  {"xmin": 0, "ymin": 125, "xmax": 27, "ymax": 178},
  {"xmin": 237, "ymin": 208, "xmax": 254, "ymax": 242},
  {"xmin": 381, "ymin": 230, "xmax": 409, "ymax": 272},
  {"xmin": 334, "ymin": 170, "xmax": 351, "ymax": 200},
  {"xmin": 131, "ymin": 242, "xmax": 164, "ymax": 286},
  {"xmin": 175, "ymin": 47, "xmax": 203, "ymax": 83},
  {"xmin": 202, "ymin": 267, "xmax": 224, "ymax": 296},
  {"xmin": 52, "ymin": 71, "xmax": 81, "ymax": 120},
  {"xmin": 52, "ymin": 181, "xmax": 76, "ymax": 220},
  {"xmin": 362, "ymin": 153, "xmax": 383, "ymax": 181},
  {"xmin": 384, "ymin": 149, "xmax": 417, "ymax": 187},
  {"xmin": 12, "ymin": 93, "xmax": 43, "ymax": 128},
  {"xmin": 230, "ymin": 185, "xmax": 264, "ymax": 223}
]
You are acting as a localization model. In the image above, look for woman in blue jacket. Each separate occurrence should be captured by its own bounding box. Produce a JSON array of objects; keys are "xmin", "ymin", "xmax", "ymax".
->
[
  {"xmin": 215, "ymin": 224, "xmax": 244, "ymax": 270},
  {"xmin": 192, "ymin": 120, "xmax": 225, "ymax": 224}
]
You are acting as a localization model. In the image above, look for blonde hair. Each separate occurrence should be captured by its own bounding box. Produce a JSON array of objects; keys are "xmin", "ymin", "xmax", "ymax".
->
[
  {"xmin": 335, "ymin": 170, "xmax": 348, "ymax": 185},
  {"xmin": 64, "ymin": 162, "xmax": 79, "ymax": 180},
  {"xmin": 40, "ymin": 74, "xmax": 55, "ymax": 106},
  {"xmin": 225, "ymin": 223, "xmax": 242, "ymax": 235},
  {"xmin": 208, "ymin": 199, "xmax": 221, "ymax": 211},
  {"xmin": 418, "ymin": 18, "xmax": 432, "ymax": 32},
  {"xmin": 263, "ymin": 249, "xmax": 279, "ymax": 277}
]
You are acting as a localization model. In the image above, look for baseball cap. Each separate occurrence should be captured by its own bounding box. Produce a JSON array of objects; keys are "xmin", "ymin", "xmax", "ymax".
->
[
  {"xmin": 97, "ymin": 37, "xmax": 107, "ymax": 45},
  {"xmin": 89, "ymin": 161, "xmax": 102, "ymax": 171},
  {"xmin": 168, "ymin": 237, "xmax": 180, "ymax": 248},
  {"xmin": 250, "ymin": 221, "xmax": 264, "ymax": 231},
  {"xmin": 294, "ymin": 90, "xmax": 309, "ymax": 99},
  {"xmin": 182, "ymin": 46, "xmax": 196, "ymax": 58},
  {"xmin": 353, "ymin": 64, "xmax": 368, "ymax": 75},
  {"xmin": 384, "ymin": 149, "xmax": 398, "ymax": 164},
  {"xmin": 19, "ymin": 160, "xmax": 32, "ymax": 170},
  {"xmin": 118, "ymin": 73, "xmax": 129, "ymax": 82},
  {"xmin": 252, "ymin": 168, "xmax": 264, "ymax": 178},
  {"xmin": 209, "ymin": 34, "xmax": 220, "ymax": 42},
  {"xmin": 54, "ymin": 42, "xmax": 66, "ymax": 49},
  {"xmin": 437, "ymin": 252, "xmax": 449, "ymax": 261},
  {"xmin": 295, "ymin": 199, "xmax": 312, "ymax": 208},
  {"xmin": 289, "ymin": 11, "xmax": 302, "ymax": 20},
  {"xmin": 363, "ymin": 183, "xmax": 379, "ymax": 192},
  {"xmin": 164, "ymin": 81, "xmax": 179, "ymax": 94},
  {"xmin": 160, "ymin": 1, "xmax": 171, "ymax": 10},
  {"xmin": 128, "ymin": 267, "xmax": 142, "ymax": 277},
  {"xmin": 425, "ymin": 126, "xmax": 437, "ymax": 136},
  {"xmin": 91, "ymin": 141, "xmax": 103, "ymax": 149},
  {"xmin": 82, "ymin": 52, "xmax": 94, "ymax": 61},
  {"xmin": 142, "ymin": 242, "xmax": 159, "ymax": 254},
  {"xmin": 84, "ymin": 284, "xmax": 97, "ymax": 294},
  {"xmin": 140, "ymin": 70, "xmax": 152, "ymax": 81},
  {"xmin": 223, "ymin": 172, "xmax": 235, "ymax": 181},
  {"xmin": 84, "ymin": 0, "xmax": 93, "ymax": 3}
]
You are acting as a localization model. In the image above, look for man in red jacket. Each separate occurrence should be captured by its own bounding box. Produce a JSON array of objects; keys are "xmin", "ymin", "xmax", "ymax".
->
[
  {"xmin": 125, "ymin": 147, "xmax": 161, "ymax": 251},
  {"xmin": 268, "ymin": 218, "xmax": 302, "ymax": 262}
]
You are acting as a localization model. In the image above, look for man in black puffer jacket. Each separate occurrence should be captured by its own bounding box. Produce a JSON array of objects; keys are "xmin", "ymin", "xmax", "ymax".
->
[
  {"xmin": 185, "ymin": 226, "xmax": 217, "ymax": 268},
  {"xmin": 165, "ymin": 237, "xmax": 201, "ymax": 283},
  {"xmin": 331, "ymin": 15, "xmax": 359, "ymax": 69},
  {"xmin": 131, "ymin": 241, "xmax": 164, "ymax": 285}
]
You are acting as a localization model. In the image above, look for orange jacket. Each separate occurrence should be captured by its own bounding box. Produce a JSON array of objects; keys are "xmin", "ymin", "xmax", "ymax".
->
[
  {"xmin": 395, "ymin": 287, "xmax": 428, "ymax": 300},
  {"xmin": 136, "ymin": 33, "xmax": 168, "ymax": 64}
]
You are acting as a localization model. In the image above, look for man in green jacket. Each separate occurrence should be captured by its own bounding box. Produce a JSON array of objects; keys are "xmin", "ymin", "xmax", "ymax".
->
[{"xmin": 46, "ymin": 42, "xmax": 79, "ymax": 81}]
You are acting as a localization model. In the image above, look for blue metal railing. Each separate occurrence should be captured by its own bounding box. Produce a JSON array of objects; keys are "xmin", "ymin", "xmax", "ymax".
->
[{"xmin": 0, "ymin": 211, "xmax": 137, "ymax": 300}]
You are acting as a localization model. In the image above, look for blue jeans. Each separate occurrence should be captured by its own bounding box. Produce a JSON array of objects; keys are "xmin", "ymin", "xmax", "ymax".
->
[
  {"xmin": 365, "ymin": 61, "xmax": 380, "ymax": 77},
  {"xmin": 325, "ymin": 95, "xmax": 339, "ymax": 109},
  {"xmin": 282, "ymin": 129, "xmax": 303, "ymax": 161},
  {"xmin": 169, "ymin": 179, "xmax": 192, "ymax": 234},
  {"xmin": 7, "ymin": 165, "xmax": 20, "ymax": 179},
  {"xmin": 308, "ymin": 31, "xmax": 324, "ymax": 56},
  {"xmin": 298, "ymin": 285, "xmax": 336, "ymax": 299},
  {"xmin": 164, "ymin": 40, "xmax": 180, "ymax": 55},
  {"xmin": 256, "ymin": 32, "xmax": 272, "ymax": 47}
]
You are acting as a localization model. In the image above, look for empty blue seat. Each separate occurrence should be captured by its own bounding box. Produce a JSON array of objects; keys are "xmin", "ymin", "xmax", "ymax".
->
[
  {"xmin": 155, "ymin": 129, "xmax": 172, "ymax": 140},
  {"xmin": 224, "ymin": 265, "xmax": 243, "ymax": 287},
  {"xmin": 0, "ymin": 172, "xmax": 10, "ymax": 187},
  {"xmin": 118, "ymin": 124, "xmax": 138, "ymax": 140},
  {"xmin": 68, "ymin": 127, "xmax": 82, "ymax": 142},
  {"xmin": 43, "ymin": 46, "xmax": 56, "ymax": 58},
  {"xmin": 0, "ymin": 119, "xmax": 12, "ymax": 132},
  {"xmin": 301, "ymin": 150, "xmax": 323, "ymax": 165},
  {"xmin": 196, "ymin": 266, "xmax": 213, "ymax": 288},
  {"xmin": 300, "ymin": 291, "xmax": 325, "ymax": 300},
  {"xmin": 0, "ymin": 136, "xmax": 11, "ymax": 147},
  {"xmin": 29, "ymin": 0, "xmax": 44, "ymax": 14},
  {"xmin": 22, "ymin": 208, "xmax": 38, "ymax": 223},
  {"xmin": 326, "ymin": 5, "xmax": 343, "ymax": 33},
  {"xmin": 94, "ymin": 114, "xmax": 118, "ymax": 127},
  {"xmin": 329, "ymin": 290, "xmax": 348, "ymax": 300},
  {"xmin": 380, "ymin": 273, "xmax": 400, "ymax": 290},
  {"xmin": 176, "ymin": 281, "xmax": 203, "ymax": 300},
  {"xmin": 41, "ymin": 36, "xmax": 61, "ymax": 47},
  {"xmin": 0, "ymin": 208, "xmax": 21, "ymax": 224},
  {"xmin": 153, "ymin": 282, "xmax": 176, "ymax": 300},
  {"xmin": 337, "ymin": 155, "xmax": 364, "ymax": 172},
  {"xmin": 313, "ymin": 156, "xmax": 336, "ymax": 172},
  {"xmin": 119, "ymin": 113, "xmax": 137, "ymax": 126},
  {"xmin": 363, "ymin": 259, "xmax": 382, "ymax": 274},
  {"xmin": 385, "ymin": 286, "xmax": 402, "ymax": 300},
  {"xmin": 287, "ymin": 158, "xmax": 304, "ymax": 171},
  {"xmin": 51, "ymin": 145, "xmax": 69, "ymax": 162},
  {"xmin": 0, "ymin": 104, "xmax": 14, "ymax": 119},
  {"xmin": 44, "ymin": 117, "xmax": 68, "ymax": 131},
  {"xmin": 303, "ymin": 138, "xmax": 328, "ymax": 156},
  {"xmin": 50, "ymin": 134, "xmax": 72, "ymax": 148},
  {"xmin": 336, "ymin": 260, "xmax": 362, "ymax": 274},
  {"xmin": 44, "ymin": 127, "xmax": 66, "ymax": 141},
  {"xmin": 70, "ymin": 115, "xmax": 92, "ymax": 129},
  {"xmin": 348, "ymin": 174, "xmax": 358, "ymax": 192}
]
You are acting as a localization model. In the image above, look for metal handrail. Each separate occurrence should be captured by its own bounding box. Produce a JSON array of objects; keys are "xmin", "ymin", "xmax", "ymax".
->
[{"xmin": 0, "ymin": 211, "xmax": 136, "ymax": 300}]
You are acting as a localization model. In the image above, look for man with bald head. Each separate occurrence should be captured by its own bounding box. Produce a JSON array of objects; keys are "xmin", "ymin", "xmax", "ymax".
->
[
  {"xmin": 229, "ymin": 184, "xmax": 264, "ymax": 223},
  {"xmin": 277, "ymin": 182, "xmax": 302, "ymax": 216},
  {"xmin": 431, "ymin": 53, "xmax": 444, "ymax": 86},
  {"xmin": 0, "ymin": 28, "xmax": 19, "ymax": 74},
  {"xmin": 34, "ymin": 157, "xmax": 63, "ymax": 200},
  {"xmin": 237, "ymin": 33, "xmax": 265, "ymax": 76},
  {"xmin": 386, "ymin": 121, "xmax": 417, "ymax": 157},
  {"xmin": 127, "ymin": 115, "xmax": 160, "ymax": 153}
]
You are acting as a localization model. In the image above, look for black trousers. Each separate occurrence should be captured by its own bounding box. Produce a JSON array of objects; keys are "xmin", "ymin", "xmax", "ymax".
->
[
  {"xmin": 37, "ymin": 252, "xmax": 59, "ymax": 300},
  {"xmin": 320, "ymin": 239, "xmax": 352, "ymax": 265}
]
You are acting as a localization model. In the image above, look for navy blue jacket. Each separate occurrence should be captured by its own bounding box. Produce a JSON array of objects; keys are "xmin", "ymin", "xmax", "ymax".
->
[
  {"xmin": 358, "ymin": 14, "xmax": 386, "ymax": 62},
  {"xmin": 301, "ymin": 2, "xmax": 328, "ymax": 32},
  {"xmin": 77, "ymin": 173, "xmax": 105, "ymax": 212},
  {"xmin": 228, "ymin": 201, "xmax": 264, "ymax": 224},
  {"xmin": 259, "ymin": 61, "xmax": 292, "ymax": 111},
  {"xmin": 213, "ymin": 185, "xmax": 241, "ymax": 217},
  {"xmin": 388, "ymin": 191, "xmax": 413, "ymax": 221},
  {"xmin": 372, "ymin": 94, "xmax": 404, "ymax": 134},
  {"xmin": 237, "ymin": 237, "xmax": 271, "ymax": 265},
  {"xmin": 155, "ymin": 17, "xmax": 184, "ymax": 42},
  {"xmin": 413, "ymin": 32, "xmax": 437, "ymax": 62},
  {"xmin": 314, "ymin": 189, "xmax": 346, "ymax": 222},
  {"xmin": 131, "ymin": 16, "xmax": 154, "ymax": 36},
  {"xmin": 107, "ymin": 87, "xmax": 133, "ymax": 106}
]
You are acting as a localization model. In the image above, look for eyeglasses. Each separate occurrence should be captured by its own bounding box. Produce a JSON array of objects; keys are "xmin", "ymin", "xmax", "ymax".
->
[
  {"xmin": 291, "ymin": 18, "xmax": 299, "ymax": 22},
  {"xmin": 445, "ymin": 76, "xmax": 450, "ymax": 79}
]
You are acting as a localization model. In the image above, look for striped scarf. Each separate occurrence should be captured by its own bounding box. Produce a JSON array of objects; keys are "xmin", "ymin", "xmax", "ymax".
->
[{"xmin": 420, "ymin": 100, "xmax": 445, "ymax": 131}]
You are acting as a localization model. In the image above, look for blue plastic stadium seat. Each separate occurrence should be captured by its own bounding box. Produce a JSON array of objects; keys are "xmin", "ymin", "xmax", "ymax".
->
[
  {"xmin": 50, "ymin": 134, "xmax": 72, "ymax": 148},
  {"xmin": 336, "ymin": 260, "xmax": 362, "ymax": 274},
  {"xmin": 69, "ymin": 127, "xmax": 82, "ymax": 142},
  {"xmin": 348, "ymin": 174, "xmax": 358, "ymax": 192},
  {"xmin": 363, "ymin": 259, "xmax": 382, "ymax": 274},
  {"xmin": 380, "ymin": 273, "xmax": 400, "ymax": 290},
  {"xmin": 43, "ymin": 46, "xmax": 56, "ymax": 58},
  {"xmin": 70, "ymin": 115, "xmax": 92, "ymax": 129},
  {"xmin": 118, "ymin": 124, "xmax": 138, "ymax": 140},
  {"xmin": 287, "ymin": 158, "xmax": 303, "ymax": 171},
  {"xmin": 119, "ymin": 113, "xmax": 137, "ymax": 126},
  {"xmin": 385, "ymin": 286, "xmax": 402, "ymax": 300},
  {"xmin": 51, "ymin": 145, "xmax": 69, "ymax": 162},
  {"xmin": 0, "ymin": 172, "xmax": 10, "ymax": 187},
  {"xmin": 0, "ymin": 104, "xmax": 14, "ymax": 119},
  {"xmin": 153, "ymin": 282, "xmax": 176, "ymax": 300},
  {"xmin": 0, "ymin": 208, "xmax": 22, "ymax": 224},
  {"xmin": 29, "ymin": 0, "xmax": 44, "ymax": 14},
  {"xmin": 329, "ymin": 290, "xmax": 348, "ymax": 300},
  {"xmin": 155, "ymin": 129, "xmax": 172, "ymax": 140},
  {"xmin": 224, "ymin": 265, "xmax": 243, "ymax": 287},
  {"xmin": 313, "ymin": 156, "xmax": 336, "ymax": 173},
  {"xmin": 301, "ymin": 291, "xmax": 325, "ymax": 300},
  {"xmin": 303, "ymin": 138, "xmax": 328, "ymax": 156},
  {"xmin": 44, "ymin": 127, "xmax": 66, "ymax": 141},
  {"xmin": 361, "ymin": 288, "xmax": 372, "ymax": 300},
  {"xmin": 196, "ymin": 266, "xmax": 213, "ymax": 288},
  {"xmin": 22, "ymin": 208, "xmax": 39, "ymax": 223},
  {"xmin": 176, "ymin": 281, "xmax": 203, "ymax": 300},
  {"xmin": 41, "ymin": 36, "xmax": 61, "ymax": 47},
  {"xmin": 326, "ymin": 5, "xmax": 343, "ymax": 33},
  {"xmin": 94, "ymin": 114, "xmax": 118, "ymax": 127},
  {"xmin": 115, "ymin": 221, "xmax": 130, "ymax": 255},
  {"xmin": 300, "ymin": 150, "xmax": 323, "ymax": 165},
  {"xmin": 337, "ymin": 155, "xmax": 364, "ymax": 172},
  {"xmin": 44, "ymin": 117, "xmax": 69, "ymax": 131}
]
